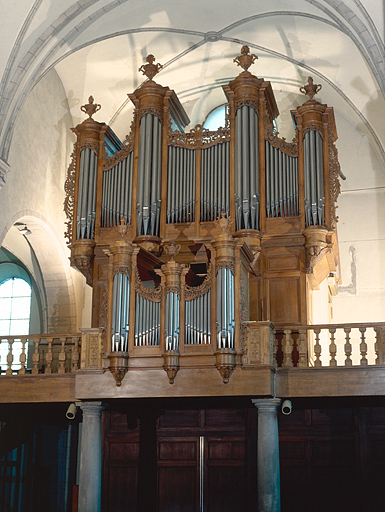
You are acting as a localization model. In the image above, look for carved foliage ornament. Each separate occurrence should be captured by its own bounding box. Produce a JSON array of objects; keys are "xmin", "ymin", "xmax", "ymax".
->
[
  {"xmin": 64, "ymin": 145, "xmax": 76, "ymax": 245},
  {"xmin": 328, "ymin": 130, "xmax": 342, "ymax": 228},
  {"xmin": 263, "ymin": 102, "xmax": 298, "ymax": 157},
  {"xmin": 103, "ymin": 131, "xmax": 135, "ymax": 171},
  {"xmin": 216, "ymin": 260, "xmax": 235, "ymax": 275},
  {"xmin": 185, "ymin": 261, "xmax": 213, "ymax": 301},
  {"xmin": 234, "ymin": 99, "xmax": 259, "ymax": 114},
  {"xmin": 134, "ymin": 266, "xmax": 161, "ymax": 302},
  {"xmin": 168, "ymin": 121, "xmax": 230, "ymax": 149}
]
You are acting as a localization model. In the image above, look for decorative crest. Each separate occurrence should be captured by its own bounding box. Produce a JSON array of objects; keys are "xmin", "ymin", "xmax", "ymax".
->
[
  {"xmin": 233, "ymin": 45, "xmax": 258, "ymax": 72},
  {"xmin": 139, "ymin": 54, "xmax": 163, "ymax": 80},
  {"xmin": 163, "ymin": 240, "xmax": 181, "ymax": 261},
  {"xmin": 300, "ymin": 77, "xmax": 322, "ymax": 101},
  {"xmin": 215, "ymin": 210, "xmax": 233, "ymax": 235},
  {"xmin": 81, "ymin": 96, "xmax": 101, "ymax": 118}
]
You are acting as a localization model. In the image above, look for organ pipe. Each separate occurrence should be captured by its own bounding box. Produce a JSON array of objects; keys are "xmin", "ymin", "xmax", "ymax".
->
[
  {"xmin": 216, "ymin": 267, "xmax": 235, "ymax": 349},
  {"xmin": 165, "ymin": 292, "xmax": 180, "ymax": 350},
  {"xmin": 234, "ymin": 105, "xmax": 259, "ymax": 230},
  {"xmin": 185, "ymin": 291, "xmax": 211, "ymax": 345},
  {"xmin": 111, "ymin": 272, "xmax": 130, "ymax": 351},
  {"xmin": 265, "ymin": 141, "xmax": 298, "ymax": 218},
  {"xmin": 77, "ymin": 148, "xmax": 98, "ymax": 239},
  {"xmin": 137, "ymin": 113, "xmax": 162, "ymax": 236},
  {"xmin": 304, "ymin": 130, "xmax": 324, "ymax": 226},
  {"xmin": 102, "ymin": 153, "xmax": 133, "ymax": 227}
]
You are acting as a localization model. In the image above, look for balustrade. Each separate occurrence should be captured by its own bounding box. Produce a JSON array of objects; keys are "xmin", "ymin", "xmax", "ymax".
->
[
  {"xmin": 272, "ymin": 323, "xmax": 385, "ymax": 368},
  {"xmin": 0, "ymin": 335, "xmax": 80, "ymax": 375}
]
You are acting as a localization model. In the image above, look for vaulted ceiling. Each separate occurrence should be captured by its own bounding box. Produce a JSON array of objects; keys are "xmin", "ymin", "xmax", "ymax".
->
[{"xmin": 0, "ymin": 0, "xmax": 383, "ymax": 187}]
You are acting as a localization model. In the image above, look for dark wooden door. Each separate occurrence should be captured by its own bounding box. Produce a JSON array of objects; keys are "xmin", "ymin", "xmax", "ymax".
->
[{"xmin": 102, "ymin": 406, "xmax": 256, "ymax": 511}]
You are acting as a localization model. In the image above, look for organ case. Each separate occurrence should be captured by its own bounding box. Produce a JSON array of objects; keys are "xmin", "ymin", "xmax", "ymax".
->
[{"xmin": 64, "ymin": 46, "xmax": 341, "ymax": 385}]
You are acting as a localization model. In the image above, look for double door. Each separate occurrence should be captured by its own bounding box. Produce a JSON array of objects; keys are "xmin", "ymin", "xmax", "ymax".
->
[{"xmin": 102, "ymin": 406, "xmax": 257, "ymax": 511}]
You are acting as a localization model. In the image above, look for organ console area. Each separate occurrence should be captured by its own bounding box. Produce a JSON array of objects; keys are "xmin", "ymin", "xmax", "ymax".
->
[{"xmin": 64, "ymin": 46, "xmax": 341, "ymax": 387}]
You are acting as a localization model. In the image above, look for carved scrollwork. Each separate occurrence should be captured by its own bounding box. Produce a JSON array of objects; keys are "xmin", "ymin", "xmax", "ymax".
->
[
  {"xmin": 234, "ymin": 98, "xmax": 259, "ymax": 114},
  {"xmin": 216, "ymin": 260, "xmax": 235, "ymax": 275},
  {"xmin": 113, "ymin": 265, "xmax": 131, "ymax": 280},
  {"xmin": 185, "ymin": 262, "xmax": 213, "ymax": 300},
  {"xmin": 328, "ymin": 130, "xmax": 342, "ymax": 228},
  {"xmin": 135, "ymin": 266, "xmax": 162, "ymax": 302},
  {"xmin": 239, "ymin": 269, "xmax": 249, "ymax": 356},
  {"xmin": 264, "ymin": 104, "xmax": 298, "ymax": 157},
  {"xmin": 79, "ymin": 141, "xmax": 99, "ymax": 154},
  {"xmin": 139, "ymin": 107, "xmax": 164, "ymax": 123},
  {"xmin": 64, "ymin": 145, "xmax": 76, "ymax": 245},
  {"xmin": 302, "ymin": 125, "xmax": 323, "ymax": 138},
  {"xmin": 168, "ymin": 122, "xmax": 230, "ymax": 149},
  {"xmin": 100, "ymin": 283, "xmax": 108, "ymax": 354},
  {"xmin": 103, "ymin": 132, "xmax": 135, "ymax": 170}
]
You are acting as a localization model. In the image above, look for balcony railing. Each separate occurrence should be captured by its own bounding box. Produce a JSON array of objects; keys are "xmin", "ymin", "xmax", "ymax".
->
[
  {"xmin": 0, "ymin": 323, "xmax": 384, "ymax": 377},
  {"xmin": 272, "ymin": 323, "xmax": 385, "ymax": 368},
  {"xmin": 0, "ymin": 334, "xmax": 81, "ymax": 375}
]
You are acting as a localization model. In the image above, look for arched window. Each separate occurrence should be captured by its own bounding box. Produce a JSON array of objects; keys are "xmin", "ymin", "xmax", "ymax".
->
[
  {"xmin": 203, "ymin": 104, "xmax": 226, "ymax": 131},
  {"xmin": 0, "ymin": 277, "xmax": 32, "ymax": 335},
  {"xmin": 0, "ymin": 277, "xmax": 32, "ymax": 371}
]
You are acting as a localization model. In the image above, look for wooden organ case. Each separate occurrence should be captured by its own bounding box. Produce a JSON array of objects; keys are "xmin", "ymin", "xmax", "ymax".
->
[{"xmin": 64, "ymin": 46, "xmax": 341, "ymax": 389}]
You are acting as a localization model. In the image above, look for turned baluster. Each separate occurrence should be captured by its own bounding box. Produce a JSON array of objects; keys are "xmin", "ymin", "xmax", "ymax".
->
[
  {"xmin": 45, "ymin": 338, "xmax": 53, "ymax": 374},
  {"xmin": 72, "ymin": 336, "xmax": 80, "ymax": 371},
  {"xmin": 5, "ymin": 339, "xmax": 13, "ymax": 375},
  {"xmin": 297, "ymin": 329, "xmax": 307, "ymax": 367},
  {"xmin": 329, "ymin": 328, "xmax": 337, "ymax": 367},
  {"xmin": 58, "ymin": 337, "xmax": 66, "ymax": 374},
  {"xmin": 373, "ymin": 326, "xmax": 385, "ymax": 365},
  {"xmin": 283, "ymin": 330, "xmax": 293, "ymax": 368},
  {"xmin": 273, "ymin": 328, "xmax": 278, "ymax": 367},
  {"xmin": 32, "ymin": 337, "xmax": 40, "ymax": 374},
  {"xmin": 19, "ymin": 337, "xmax": 27, "ymax": 375},
  {"xmin": 359, "ymin": 326, "xmax": 368, "ymax": 365},
  {"xmin": 314, "ymin": 328, "xmax": 322, "ymax": 367},
  {"xmin": 344, "ymin": 327, "xmax": 352, "ymax": 366}
]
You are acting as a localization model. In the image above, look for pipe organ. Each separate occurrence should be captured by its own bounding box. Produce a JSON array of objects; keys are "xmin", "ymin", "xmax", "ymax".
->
[{"xmin": 65, "ymin": 47, "xmax": 341, "ymax": 385}]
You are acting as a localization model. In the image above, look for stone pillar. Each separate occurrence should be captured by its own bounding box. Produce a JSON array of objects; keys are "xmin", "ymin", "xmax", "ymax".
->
[
  {"xmin": 77, "ymin": 401, "xmax": 104, "ymax": 512},
  {"xmin": 252, "ymin": 398, "xmax": 281, "ymax": 512}
]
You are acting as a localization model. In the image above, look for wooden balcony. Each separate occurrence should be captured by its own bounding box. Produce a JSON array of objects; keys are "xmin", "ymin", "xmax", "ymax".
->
[{"xmin": 1, "ymin": 323, "xmax": 384, "ymax": 403}]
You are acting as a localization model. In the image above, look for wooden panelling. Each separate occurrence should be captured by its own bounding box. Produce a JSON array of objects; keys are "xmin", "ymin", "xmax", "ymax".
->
[
  {"xmin": 158, "ymin": 467, "xmax": 197, "ymax": 512},
  {"xmin": 268, "ymin": 277, "xmax": 301, "ymax": 324}
]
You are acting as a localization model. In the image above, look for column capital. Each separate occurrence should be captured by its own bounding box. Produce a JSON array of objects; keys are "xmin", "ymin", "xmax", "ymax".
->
[
  {"xmin": 251, "ymin": 397, "xmax": 281, "ymax": 413},
  {"xmin": 77, "ymin": 401, "xmax": 104, "ymax": 417}
]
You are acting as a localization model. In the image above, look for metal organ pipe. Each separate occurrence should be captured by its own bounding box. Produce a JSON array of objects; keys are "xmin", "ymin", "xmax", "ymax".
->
[
  {"xmin": 137, "ymin": 113, "xmax": 162, "ymax": 236},
  {"xmin": 234, "ymin": 106, "xmax": 259, "ymax": 231},
  {"xmin": 102, "ymin": 154, "xmax": 133, "ymax": 227},
  {"xmin": 167, "ymin": 146, "xmax": 196, "ymax": 223},
  {"xmin": 185, "ymin": 291, "xmax": 211, "ymax": 345},
  {"xmin": 200, "ymin": 142, "xmax": 229, "ymax": 222},
  {"xmin": 134, "ymin": 293, "xmax": 161, "ymax": 346},
  {"xmin": 111, "ymin": 272, "xmax": 130, "ymax": 352},
  {"xmin": 165, "ymin": 292, "xmax": 180, "ymax": 351},
  {"xmin": 216, "ymin": 268, "xmax": 234, "ymax": 349},
  {"xmin": 265, "ymin": 141, "xmax": 298, "ymax": 219},
  {"xmin": 304, "ymin": 130, "xmax": 324, "ymax": 226},
  {"xmin": 77, "ymin": 148, "xmax": 98, "ymax": 239}
]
